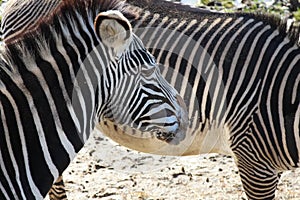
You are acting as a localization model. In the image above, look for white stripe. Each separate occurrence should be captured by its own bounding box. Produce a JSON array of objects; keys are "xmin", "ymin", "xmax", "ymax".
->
[
  {"xmin": 211, "ymin": 18, "xmax": 253, "ymax": 124},
  {"xmin": 15, "ymin": 74, "xmax": 60, "ymax": 178},
  {"xmin": 225, "ymin": 22, "xmax": 274, "ymax": 126},
  {"xmin": 74, "ymin": 13, "xmax": 106, "ymax": 139},
  {"xmin": 194, "ymin": 18, "xmax": 222, "ymax": 123},
  {"xmin": 143, "ymin": 16, "xmax": 171, "ymax": 49},
  {"xmin": 163, "ymin": 19, "xmax": 197, "ymax": 81},
  {"xmin": 0, "ymin": 89, "xmax": 41, "ymax": 199},
  {"xmin": 59, "ymin": 21, "xmax": 88, "ymax": 136},
  {"xmin": 279, "ymin": 54, "xmax": 300, "ymax": 166},
  {"xmin": 0, "ymin": 105, "xmax": 20, "ymax": 200},
  {"xmin": 177, "ymin": 19, "xmax": 208, "ymax": 133},
  {"xmin": 177, "ymin": 21, "xmax": 204, "ymax": 97},
  {"xmin": 59, "ymin": 16, "xmax": 105, "ymax": 141},
  {"xmin": 0, "ymin": 180, "xmax": 10, "ymax": 200},
  {"xmin": 169, "ymin": 20, "xmax": 198, "ymax": 86},
  {"xmin": 204, "ymin": 17, "xmax": 243, "ymax": 125},
  {"xmin": 53, "ymin": 34, "xmax": 82, "ymax": 133},
  {"xmin": 132, "ymin": 11, "xmax": 151, "ymax": 32},
  {"xmin": 2, "ymin": 0, "xmax": 61, "ymax": 40},
  {"xmin": 227, "ymin": 27, "xmax": 278, "ymax": 128},
  {"xmin": 147, "ymin": 18, "xmax": 178, "ymax": 56},
  {"xmin": 138, "ymin": 13, "xmax": 160, "ymax": 41},
  {"xmin": 226, "ymin": 24, "xmax": 270, "ymax": 124},
  {"xmin": 28, "ymin": 52, "xmax": 77, "ymax": 161},
  {"xmin": 230, "ymin": 80, "xmax": 261, "ymax": 131},
  {"xmin": 68, "ymin": 14, "xmax": 94, "ymax": 141},
  {"xmin": 116, "ymin": 77, "xmax": 136, "ymax": 123},
  {"xmin": 292, "ymin": 73, "xmax": 300, "ymax": 104},
  {"xmin": 157, "ymin": 19, "xmax": 187, "ymax": 77},
  {"xmin": 296, "ymin": 100, "xmax": 300, "ymax": 166},
  {"xmin": 266, "ymin": 46, "xmax": 297, "ymax": 168}
]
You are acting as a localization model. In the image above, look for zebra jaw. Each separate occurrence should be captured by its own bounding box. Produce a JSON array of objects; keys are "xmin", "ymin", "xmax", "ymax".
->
[{"xmin": 97, "ymin": 119, "xmax": 192, "ymax": 156}]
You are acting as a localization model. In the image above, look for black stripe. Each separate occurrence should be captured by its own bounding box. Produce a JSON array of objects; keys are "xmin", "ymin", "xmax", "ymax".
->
[
  {"xmin": 0, "ymin": 94, "xmax": 24, "ymax": 199},
  {"xmin": 0, "ymin": 63, "xmax": 43, "ymax": 198}
]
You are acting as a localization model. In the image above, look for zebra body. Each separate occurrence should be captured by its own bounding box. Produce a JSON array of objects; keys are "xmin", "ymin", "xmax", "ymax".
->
[
  {"xmin": 0, "ymin": 0, "xmax": 188, "ymax": 199},
  {"xmin": 109, "ymin": 1, "xmax": 300, "ymax": 199}
]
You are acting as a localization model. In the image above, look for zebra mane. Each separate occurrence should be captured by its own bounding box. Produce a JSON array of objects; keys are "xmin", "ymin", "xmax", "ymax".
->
[
  {"xmin": 0, "ymin": 0, "xmax": 137, "ymax": 74},
  {"xmin": 127, "ymin": 0, "xmax": 212, "ymax": 19},
  {"xmin": 128, "ymin": 0, "xmax": 300, "ymax": 46},
  {"xmin": 1, "ymin": 0, "xmax": 61, "ymax": 40},
  {"xmin": 2, "ymin": 0, "xmax": 135, "ymax": 44},
  {"xmin": 246, "ymin": 13, "xmax": 300, "ymax": 45}
]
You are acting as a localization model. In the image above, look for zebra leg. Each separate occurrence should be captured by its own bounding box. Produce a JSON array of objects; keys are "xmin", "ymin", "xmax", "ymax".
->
[
  {"xmin": 233, "ymin": 149, "xmax": 279, "ymax": 200},
  {"xmin": 48, "ymin": 176, "xmax": 67, "ymax": 200}
]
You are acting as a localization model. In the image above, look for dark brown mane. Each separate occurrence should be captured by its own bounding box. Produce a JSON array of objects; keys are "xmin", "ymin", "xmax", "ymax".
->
[
  {"xmin": 60, "ymin": 0, "xmax": 138, "ymax": 21},
  {"xmin": 127, "ymin": 0, "xmax": 211, "ymax": 20},
  {"xmin": 60, "ymin": 0, "xmax": 125, "ymax": 15},
  {"xmin": 246, "ymin": 13, "xmax": 300, "ymax": 45},
  {"xmin": 4, "ymin": 0, "xmax": 136, "ymax": 44},
  {"xmin": 127, "ymin": 0, "xmax": 299, "ymax": 46}
]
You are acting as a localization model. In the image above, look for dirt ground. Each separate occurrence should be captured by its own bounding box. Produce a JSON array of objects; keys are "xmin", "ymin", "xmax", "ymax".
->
[{"xmin": 48, "ymin": 130, "xmax": 300, "ymax": 200}]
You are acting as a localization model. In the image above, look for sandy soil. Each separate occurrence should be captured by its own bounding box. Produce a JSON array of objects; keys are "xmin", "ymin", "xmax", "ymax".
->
[{"xmin": 47, "ymin": 130, "xmax": 300, "ymax": 200}]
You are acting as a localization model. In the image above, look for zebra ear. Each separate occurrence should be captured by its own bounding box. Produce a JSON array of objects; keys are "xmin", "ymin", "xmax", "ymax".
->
[{"xmin": 94, "ymin": 10, "xmax": 132, "ymax": 53}]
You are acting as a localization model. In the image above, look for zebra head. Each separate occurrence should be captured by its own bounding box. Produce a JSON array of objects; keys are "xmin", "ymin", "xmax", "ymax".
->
[
  {"xmin": 94, "ymin": 11, "xmax": 189, "ymax": 145},
  {"xmin": 0, "ymin": 0, "xmax": 188, "ymax": 145}
]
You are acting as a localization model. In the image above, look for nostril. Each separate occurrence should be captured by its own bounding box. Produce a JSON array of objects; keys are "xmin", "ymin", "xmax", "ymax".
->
[{"xmin": 156, "ymin": 131, "xmax": 175, "ymax": 143}]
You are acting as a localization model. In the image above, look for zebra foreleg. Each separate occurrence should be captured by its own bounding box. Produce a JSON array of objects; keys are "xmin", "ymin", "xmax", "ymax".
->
[
  {"xmin": 48, "ymin": 176, "xmax": 67, "ymax": 200},
  {"xmin": 234, "ymin": 149, "xmax": 279, "ymax": 200}
]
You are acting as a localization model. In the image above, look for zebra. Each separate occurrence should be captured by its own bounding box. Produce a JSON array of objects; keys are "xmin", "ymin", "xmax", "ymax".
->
[
  {"xmin": 0, "ymin": 0, "xmax": 189, "ymax": 199},
  {"xmin": 2, "ymin": 0, "xmax": 299, "ymax": 199},
  {"xmin": 99, "ymin": 1, "xmax": 300, "ymax": 199}
]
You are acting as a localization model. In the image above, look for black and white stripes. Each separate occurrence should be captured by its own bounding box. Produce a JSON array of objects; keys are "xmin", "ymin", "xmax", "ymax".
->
[
  {"xmin": 0, "ymin": 0, "xmax": 188, "ymax": 199},
  {"xmin": 127, "ymin": 1, "xmax": 299, "ymax": 199},
  {"xmin": 1, "ymin": 0, "xmax": 61, "ymax": 40}
]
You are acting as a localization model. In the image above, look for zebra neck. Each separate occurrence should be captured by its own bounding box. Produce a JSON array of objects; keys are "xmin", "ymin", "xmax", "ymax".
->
[{"xmin": 0, "ymin": 13, "xmax": 103, "ymax": 144}]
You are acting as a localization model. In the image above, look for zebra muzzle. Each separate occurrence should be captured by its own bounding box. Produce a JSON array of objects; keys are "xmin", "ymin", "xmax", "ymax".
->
[{"xmin": 155, "ymin": 94, "xmax": 189, "ymax": 145}]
